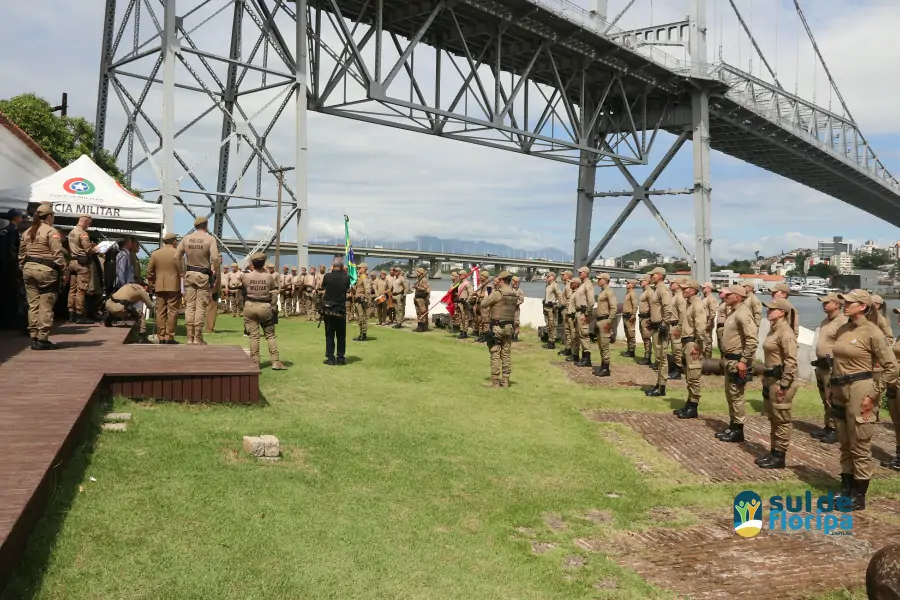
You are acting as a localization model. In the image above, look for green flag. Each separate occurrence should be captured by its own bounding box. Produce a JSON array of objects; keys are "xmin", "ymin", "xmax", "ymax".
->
[{"xmin": 344, "ymin": 215, "xmax": 358, "ymax": 285}]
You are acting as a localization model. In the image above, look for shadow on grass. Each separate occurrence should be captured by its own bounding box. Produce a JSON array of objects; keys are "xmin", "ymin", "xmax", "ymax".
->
[{"xmin": 1, "ymin": 395, "xmax": 110, "ymax": 600}]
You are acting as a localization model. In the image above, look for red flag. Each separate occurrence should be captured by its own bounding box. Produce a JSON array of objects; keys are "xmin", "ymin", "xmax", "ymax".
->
[
  {"xmin": 431, "ymin": 265, "xmax": 479, "ymax": 315},
  {"xmin": 440, "ymin": 289, "xmax": 456, "ymax": 316}
]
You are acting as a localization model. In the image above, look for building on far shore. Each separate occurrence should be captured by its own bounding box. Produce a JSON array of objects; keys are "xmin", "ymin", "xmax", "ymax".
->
[
  {"xmin": 817, "ymin": 236, "xmax": 852, "ymax": 259},
  {"xmin": 738, "ymin": 273, "xmax": 784, "ymax": 291}
]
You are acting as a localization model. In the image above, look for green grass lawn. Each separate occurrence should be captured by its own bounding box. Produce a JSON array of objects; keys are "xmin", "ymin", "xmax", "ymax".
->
[{"xmin": 4, "ymin": 316, "xmax": 889, "ymax": 599}]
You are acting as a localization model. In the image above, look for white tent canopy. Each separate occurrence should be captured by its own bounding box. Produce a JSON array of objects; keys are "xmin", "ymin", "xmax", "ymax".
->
[{"xmin": 29, "ymin": 154, "xmax": 163, "ymax": 233}]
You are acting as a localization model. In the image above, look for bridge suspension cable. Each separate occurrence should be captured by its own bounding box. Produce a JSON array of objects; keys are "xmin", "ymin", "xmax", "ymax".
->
[{"xmin": 724, "ymin": 0, "xmax": 783, "ymax": 89}]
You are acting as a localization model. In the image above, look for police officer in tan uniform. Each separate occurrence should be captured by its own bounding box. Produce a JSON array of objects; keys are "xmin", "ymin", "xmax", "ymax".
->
[
  {"xmin": 830, "ymin": 290, "xmax": 896, "ymax": 511},
  {"xmin": 572, "ymin": 266, "xmax": 595, "ymax": 367},
  {"xmin": 673, "ymin": 280, "xmax": 706, "ymax": 419},
  {"xmin": 621, "ymin": 279, "xmax": 638, "ymax": 357},
  {"xmin": 512, "ymin": 276, "xmax": 525, "ymax": 341},
  {"xmin": 637, "ymin": 277, "xmax": 652, "ymax": 365},
  {"xmin": 67, "ymin": 214, "xmax": 95, "ymax": 324},
  {"xmin": 702, "ymin": 282, "xmax": 718, "ymax": 358},
  {"xmin": 352, "ymin": 263, "xmax": 372, "ymax": 341},
  {"xmin": 541, "ymin": 272, "xmax": 560, "ymax": 350},
  {"xmin": 646, "ymin": 267, "xmax": 675, "ymax": 397},
  {"xmin": 811, "ymin": 293, "xmax": 845, "ymax": 445},
  {"xmin": 241, "ymin": 252, "xmax": 286, "ymax": 370},
  {"xmin": 770, "ymin": 282, "xmax": 799, "ymax": 337},
  {"xmin": 392, "ymin": 267, "xmax": 409, "ymax": 328},
  {"xmin": 456, "ymin": 270, "xmax": 473, "ymax": 339},
  {"xmin": 413, "ymin": 267, "xmax": 430, "ymax": 332},
  {"xmin": 557, "ymin": 271, "xmax": 574, "ymax": 356},
  {"xmin": 883, "ymin": 308, "xmax": 900, "ymax": 471},
  {"xmin": 715, "ymin": 289, "xmax": 730, "ymax": 356},
  {"xmin": 716, "ymin": 285, "xmax": 759, "ymax": 442},
  {"xmin": 372, "ymin": 269, "xmax": 389, "ymax": 325},
  {"xmin": 668, "ymin": 278, "xmax": 687, "ymax": 380},
  {"xmin": 280, "ymin": 266, "xmax": 293, "ymax": 317},
  {"xmin": 228, "ymin": 263, "xmax": 244, "ymax": 316},
  {"xmin": 147, "ymin": 232, "xmax": 184, "ymax": 344},
  {"xmin": 105, "ymin": 282, "xmax": 152, "ymax": 336},
  {"xmin": 19, "ymin": 203, "xmax": 67, "ymax": 349},
  {"xmin": 743, "ymin": 282, "xmax": 763, "ymax": 328},
  {"xmin": 564, "ymin": 277, "xmax": 581, "ymax": 361},
  {"xmin": 175, "ymin": 216, "xmax": 221, "ymax": 345},
  {"xmin": 755, "ymin": 297, "xmax": 800, "ymax": 469},
  {"xmin": 593, "ymin": 272, "xmax": 616, "ymax": 377},
  {"xmin": 481, "ymin": 271, "xmax": 517, "ymax": 388},
  {"xmin": 871, "ymin": 294, "xmax": 894, "ymax": 409}
]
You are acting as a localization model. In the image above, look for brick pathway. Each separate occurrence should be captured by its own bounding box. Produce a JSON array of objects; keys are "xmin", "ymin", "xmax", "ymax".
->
[
  {"xmin": 606, "ymin": 502, "xmax": 900, "ymax": 599},
  {"xmin": 585, "ymin": 410, "xmax": 900, "ymax": 484}
]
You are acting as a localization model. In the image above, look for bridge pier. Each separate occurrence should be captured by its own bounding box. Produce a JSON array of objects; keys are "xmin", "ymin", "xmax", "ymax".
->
[
  {"xmin": 407, "ymin": 259, "xmax": 415, "ymax": 276},
  {"xmin": 428, "ymin": 258, "xmax": 440, "ymax": 278}
]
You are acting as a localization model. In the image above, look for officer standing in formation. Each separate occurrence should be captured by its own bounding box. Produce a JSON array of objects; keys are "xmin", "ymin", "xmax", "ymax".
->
[
  {"xmin": 572, "ymin": 266, "xmax": 595, "ymax": 367},
  {"xmin": 770, "ymin": 283, "xmax": 799, "ymax": 337},
  {"xmin": 541, "ymin": 271, "xmax": 560, "ymax": 350},
  {"xmin": 667, "ymin": 279, "xmax": 686, "ymax": 380},
  {"xmin": 564, "ymin": 276, "xmax": 581, "ymax": 360},
  {"xmin": 413, "ymin": 267, "xmax": 430, "ymax": 332},
  {"xmin": 637, "ymin": 277, "xmax": 652, "ymax": 365},
  {"xmin": 353, "ymin": 263, "xmax": 371, "ymax": 341},
  {"xmin": 645, "ymin": 267, "xmax": 674, "ymax": 397},
  {"xmin": 147, "ymin": 232, "xmax": 183, "ymax": 344},
  {"xmin": 175, "ymin": 215, "xmax": 220, "ymax": 345},
  {"xmin": 239, "ymin": 252, "xmax": 286, "ymax": 370},
  {"xmin": 715, "ymin": 289, "xmax": 730, "ymax": 355},
  {"xmin": 481, "ymin": 271, "xmax": 517, "ymax": 388},
  {"xmin": 18, "ymin": 203, "xmax": 67, "ymax": 349},
  {"xmin": 280, "ymin": 266, "xmax": 293, "ymax": 317},
  {"xmin": 812, "ymin": 293, "xmax": 845, "ymax": 445},
  {"xmin": 831, "ymin": 290, "xmax": 896, "ymax": 511},
  {"xmin": 884, "ymin": 308, "xmax": 900, "ymax": 471},
  {"xmin": 673, "ymin": 280, "xmax": 706, "ymax": 419},
  {"xmin": 702, "ymin": 282, "xmax": 719, "ymax": 358},
  {"xmin": 512, "ymin": 276, "xmax": 525, "ymax": 342},
  {"xmin": 621, "ymin": 279, "xmax": 638, "ymax": 358},
  {"xmin": 556, "ymin": 270, "xmax": 573, "ymax": 356},
  {"xmin": 456, "ymin": 270, "xmax": 473, "ymax": 339},
  {"xmin": 391, "ymin": 267, "xmax": 409, "ymax": 328},
  {"xmin": 66, "ymin": 214, "xmax": 95, "ymax": 324},
  {"xmin": 593, "ymin": 272, "xmax": 616, "ymax": 377},
  {"xmin": 716, "ymin": 285, "xmax": 759, "ymax": 442}
]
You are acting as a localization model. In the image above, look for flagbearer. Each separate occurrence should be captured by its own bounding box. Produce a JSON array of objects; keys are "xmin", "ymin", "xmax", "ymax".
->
[
  {"xmin": 448, "ymin": 271, "xmax": 460, "ymax": 334},
  {"xmin": 352, "ymin": 263, "xmax": 371, "ymax": 341},
  {"xmin": 413, "ymin": 267, "xmax": 431, "ymax": 332},
  {"xmin": 457, "ymin": 268, "xmax": 473, "ymax": 339}
]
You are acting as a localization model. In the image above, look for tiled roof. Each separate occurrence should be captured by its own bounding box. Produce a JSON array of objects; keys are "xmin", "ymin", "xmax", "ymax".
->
[{"xmin": 0, "ymin": 110, "xmax": 61, "ymax": 171}]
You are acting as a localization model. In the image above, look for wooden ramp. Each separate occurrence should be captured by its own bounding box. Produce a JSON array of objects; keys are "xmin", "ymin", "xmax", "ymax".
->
[{"xmin": 0, "ymin": 322, "xmax": 259, "ymax": 590}]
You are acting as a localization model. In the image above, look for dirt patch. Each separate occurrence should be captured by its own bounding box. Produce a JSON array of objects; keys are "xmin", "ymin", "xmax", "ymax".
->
[
  {"xmin": 609, "ymin": 507, "xmax": 900, "ymax": 599},
  {"xmin": 583, "ymin": 509, "xmax": 613, "ymax": 524},
  {"xmin": 586, "ymin": 410, "xmax": 900, "ymax": 484},
  {"xmin": 562, "ymin": 555, "xmax": 585, "ymax": 569},
  {"xmin": 531, "ymin": 541, "xmax": 556, "ymax": 554},
  {"xmin": 593, "ymin": 579, "xmax": 618, "ymax": 590},
  {"xmin": 556, "ymin": 358, "xmax": 776, "ymax": 390},
  {"xmin": 221, "ymin": 448, "xmax": 249, "ymax": 464},
  {"xmin": 574, "ymin": 538, "xmax": 604, "ymax": 553},
  {"xmin": 515, "ymin": 526, "xmax": 536, "ymax": 537},
  {"xmin": 543, "ymin": 513, "xmax": 567, "ymax": 532},
  {"xmin": 648, "ymin": 506, "xmax": 686, "ymax": 522}
]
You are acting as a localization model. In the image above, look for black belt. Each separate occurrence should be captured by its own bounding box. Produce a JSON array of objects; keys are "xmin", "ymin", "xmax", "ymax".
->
[
  {"xmin": 491, "ymin": 320, "xmax": 514, "ymax": 327},
  {"xmin": 246, "ymin": 296, "xmax": 270, "ymax": 303},
  {"xmin": 681, "ymin": 336, "xmax": 696, "ymax": 344},
  {"xmin": 74, "ymin": 255, "xmax": 91, "ymax": 266},
  {"xmin": 649, "ymin": 321, "xmax": 660, "ymax": 330},
  {"xmin": 25, "ymin": 256, "xmax": 61, "ymax": 271},
  {"xmin": 638, "ymin": 312, "xmax": 650, "ymax": 319},
  {"xmin": 668, "ymin": 320, "xmax": 678, "ymax": 325},
  {"xmin": 764, "ymin": 365, "xmax": 784, "ymax": 377},
  {"xmin": 187, "ymin": 266, "xmax": 212, "ymax": 276},
  {"xmin": 724, "ymin": 353, "xmax": 744, "ymax": 361},
  {"xmin": 596, "ymin": 314, "xmax": 610, "ymax": 320},
  {"xmin": 830, "ymin": 372, "xmax": 873, "ymax": 386},
  {"xmin": 622, "ymin": 312, "xmax": 633, "ymax": 319}
]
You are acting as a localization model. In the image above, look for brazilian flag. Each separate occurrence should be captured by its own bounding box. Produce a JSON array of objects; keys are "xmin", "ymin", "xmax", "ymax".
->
[{"xmin": 344, "ymin": 215, "xmax": 358, "ymax": 286}]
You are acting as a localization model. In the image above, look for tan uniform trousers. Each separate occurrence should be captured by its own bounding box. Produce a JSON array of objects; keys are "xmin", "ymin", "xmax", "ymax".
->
[
  {"xmin": 670, "ymin": 330, "xmax": 683, "ymax": 369},
  {"xmin": 457, "ymin": 302, "xmax": 469, "ymax": 332},
  {"xmin": 395, "ymin": 294, "xmax": 407, "ymax": 323},
  {"xmin": 565, "ymin": 314, "xmax": 578, "ymax": 354},
  {"xmin": 684, "ymin": 340, "xmax": 703, "ymax": 402},
  {"xmin": 887, "ymin": 382, "xmax": 900, "ymax": 442},
  {"xmin": 716, "ymin": 326, "xmax": 726, "ymax": 356},
  {"xmin": 560, "ymin": 305, "xmax": 569, "ymax": 347},
  {"xmin": 640, "ymin": 318, "xmax": 651, "ymax": 356},
  {"xmin": 543, "ymin": 306, "xmax": 557, "ymax": 342},
  {"xmin": 23, "ymin": 263, "xmax": 58, "ymax": 341},
  {"xmin": 155, "ymin": 291, "xmax": 181, "ymax": 341},
  {"xmin": 596, "ymin": 317, "xmax": 612, "ymax": 362},
  {"xmin": 183, "ymin": 271, "xmax": 210, "ymax": 342},
  {"xmin": 815, "ymin": 366, "xmax": 836, "ymax": 431},
  {"xmin": 354, "ymin": 301, "xmax": 368, "ymax": 335},
  {"xmin": 67, "ymin": 261, "xmax": 90, "ymax": 314},
  {"xmin": 514, "ymin": 308, "xmax": 520, "ymax": 337},
  {"xmin": 653, "ymin": 328, "xmax": 668, "ymax": 387},
  {"xmin": 577, "ymin": 313, "xmax": 590, "ymax": 353},
  {"xmin": 489, "ymin": 323, "xmax": 513, "ymax": 385},
  {"xmin": 414, "ymin": 296, "xmax": 428, "ymax": 324},
  {"xmin": 724, "ymin": 359, "xmax": 748, "ymax": 425},
  {"xmin": 205, "ymin": 295, "xmax": 217, "ymax": 333},
  {"xmin": 763, "ymin": 376, "xmax": 798, "ymax": 452},
  {"xmin": 280, "ymin": 291, "xmax": 292, "ymax": 317},
  {"xmin": 832, "ymin": 378, "xmax": 878, "ymax": 481},
  {"xmin": 244, "ymin": 300, "xmax": 279, "ymax": 364},
  {"xmin": 306, "ymin": 291, "xmax": 318, "ymax": 318},
  {"xmin": 703, "ymin": 322, "xmax": 715, "ymax": 358},
  {"xmin": 624, "ymin": 314, "xmax": 636, "ymax": 352}
]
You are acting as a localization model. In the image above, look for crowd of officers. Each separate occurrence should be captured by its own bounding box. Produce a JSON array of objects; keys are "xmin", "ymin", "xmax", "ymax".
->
[{"xmin": 535, "ymin": 265, "xmax": 900, "ymax": 512}]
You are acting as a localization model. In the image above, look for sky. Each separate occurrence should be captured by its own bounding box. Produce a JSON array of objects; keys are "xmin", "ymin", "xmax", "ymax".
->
[{"xmin": 1, "ymin": 0, "xmax": 899, "ymax": 264}]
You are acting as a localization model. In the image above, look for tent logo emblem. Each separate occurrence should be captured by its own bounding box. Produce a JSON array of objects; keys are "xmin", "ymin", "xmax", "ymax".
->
[{"xmin": 63, "ymin": 177, "xmax": 95, "ymax": 195}]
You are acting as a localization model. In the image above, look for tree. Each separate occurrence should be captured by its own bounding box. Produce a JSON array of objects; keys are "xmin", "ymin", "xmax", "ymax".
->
[
  {"xmin": 724, "ymin": 260, "xmax": 755, "ymax": 275},
  {"xmin": 852, "ymin": 248, "xmax": 893, "ymax": 270},
  {"xmin": 807, "ymin": 263, "xmax": 837, "ymax": 279},
  {"xmin": 0, "ymin": 93, "xmax": 133, "ymax": 190},
  {"xmin": 786, "ymin": 269, "xmax": 805, "ymax": 278}
]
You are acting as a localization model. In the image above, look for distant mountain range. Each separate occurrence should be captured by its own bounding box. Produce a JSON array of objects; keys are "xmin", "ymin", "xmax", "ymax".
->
[{"xmin": 312, "ymin": 235, "xmax": 573, "ymax": 261}]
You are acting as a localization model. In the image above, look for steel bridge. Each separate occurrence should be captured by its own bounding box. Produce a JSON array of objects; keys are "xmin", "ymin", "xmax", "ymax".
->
[{"xmin": 94, "ymin": 0, "xmax": 900, "ymax": 283}]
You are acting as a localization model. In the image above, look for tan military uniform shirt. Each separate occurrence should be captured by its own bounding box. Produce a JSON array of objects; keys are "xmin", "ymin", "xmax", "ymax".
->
[
  {"xmin": 373, "ymin": 276, "xmax": 388, "ymax": 296},
  {"xmin": 354, "ymin": 273, "xmax": 372, "ymax": 301},
  {"xmin": 457, "ymin": 279, "xmax": 472, "ymax": 303},
  {"xmin": 832, "ymin": 319, "xmax": 897, "ymax": 395},
  {"xmin": 242, "ymin": 270, "xmax": 278, "ymax": 306},
  {"xmin": 716, "ymin": 301, "xmax": 731, "ymax": 326},
  {"xmin": 282, "ymin": 272, "xmax": 293, "ymax": 291},
  {"xmin": 19, "ymin": 223, "xmax": 67, "ymax": 272},
  {"xmin": 704, "ymin": 292, "xmax": 719, "ymax": 327},
  {"xmin": 482, "ymin": 283, "xmax": 517, "ymax": 321},
  {"xmin": 544, "ymin": 281, "xmax": 560, "ymax": 305},
  {"xmin": 559, "ymin": 279, "xmax": 573, "ymax": 310},
  {"xmin": 392, "ymin": 274, "xmax": 409, "ymax": 296},
  {"xmin": 876, "ymin": 312, "xmax": 894, "ymax": 346},
  {"xmin": 229, "ymin": 269, "xmax": 244, "ymax": 289},
  {"xmin": 672, "ymin": 290, "xmax": 687, "ymax": 328},
  {"xmin": 566, "ymin": 280, "xmax": 581, "ymax": 314},
  {"xmin": 722, "ymin": 303, "xmax": 759, "ymax": 364},
  {"xmin": 816, "ymin": 313, "xmax": 847, "ymax": 360},
  {"xmin": 414, "ymin": 275, "xmax": 430, "ymax": 297},
  {"xmin": 623, "ymin": 289, "xmax": 637, "ymax": 317},
  {"xmin": 112, "ymin": 282, "xmax": 152, "ymax": 306},
  {"xmin": 572, "ymin": 279, "xmax": 594, "ymax": 315},
  {"xmin": 763, "ymin": 319, "xmax": 798, "ymax": 389},
  {"xmin": 638, "ymin": 287, "xmax": 651, "ymax": 317},
  {"xmin": 649, "ymin": 283, "xmax": 675, "ymax": 324},
  {"xmin": 175, "ymin": 230, "xmax": 220, "ymax": 271},
  {"xmin": 67, "ymin": 226, "xmax": 92, "ymax": 260},
  {"xmin": 595, "ymin": 286, "xmax": 617, "ymax": 320},
  {"xmin": 147, "ymin": 244, "xmax": 184, "ymax": 293},
  {"xmin": 783, "ymin": 298, "xmax": 800, "ymax": 338},
  {"xmin": 744, "ymin": 291, "xmax": 763, "ymax": 327},
  {"xmin": 683, "ymin": 295, "xmax": 706, "ymax": 341}
]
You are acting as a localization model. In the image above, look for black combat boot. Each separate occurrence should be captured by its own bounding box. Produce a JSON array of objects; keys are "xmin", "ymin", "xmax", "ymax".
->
[
  {"xmin": 30, "ymin": 338, "xmax": 40, "ymax": 350},
  {"xmin": 558, "ymin": 348, "xmax": 571, "ymax": 356},
  {"xmin": 836, "ymin": 473, "xmax": 854, "ymax": 502},
  {"xmin": 593, "ymin": 361, "xmax": 610, "ymax": 377},
  {"xmin": 667, "ymin": 367, "xmax": 683, "ymax": 380},
  {"xmin": 719, "ymin": 423, "xmax": 745, "ymax": 443},
  {"xmin": 576, "ymin": 351, "xmax": 592, "ymax": 367},
  {"xmin": 512, "ymin": 333, "xmax": 519, "ymax": 342},
  {"xmin": 353, "ymin": 333, "xmax": 364, "ymax": 341},
  {"xmin": 541, "ymin": 341, "xmax": 556, "ymax": 350},
  {"xmin": 758, "ymin": 450, "xmax": 786, "ymax": 469},
  {"xmin": 819, "ymin": 428, "xmax": 838, "ymax": 444},
  {"xmin": 137, "ymin": 333, "xmax": 150, "ymax": 344},
  {"xmin": 73, "ymin": 313, "xmax": 92, "ymax": 325},
  {"xmin": 566, "ymin": 351, "xmax": 580, "ymax": 363},
  {"xmin": 457, "ymin": 331, "xmax": 468, "ymax": 339},
  {"xmin": 637, "ymin": 356, "xmax": 650, "ymax": 365},
  {"xmin": 851, "ymin": 479, "xmax": 869, "ymax": 511},
  {"xmin": 810, "ymin": 426, "xmax": 829, "ymax": 439},
  {"xmin": 34, "ymin": 339, "xmax": 57, "ymax": 350},
  {"xmin": 881, "ymin": 446, "xmax": 900, "ymax": 471},
  {"xmin": 323, "ymin": 357, "xmax": 336, "ymax": 365},
  {"xmin": 673, "ymin": 400, "xmax": 698, "ymax": 419},
  {"xmin": 645, "ymin": 385, "xmax": 666, "ymax": 397},
  {"xmin": 755, "ymin": 449, "xmax": 774, "ymax": 466},
  {"xmin": 715, "ymin": 423, "xmax": 735, "ymax": 440}
]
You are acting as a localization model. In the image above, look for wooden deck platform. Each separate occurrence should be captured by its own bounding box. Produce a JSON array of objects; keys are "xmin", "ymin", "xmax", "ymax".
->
[{"xmin": 0, "ymin": 322, "xmax": 260, "ymax": 591}]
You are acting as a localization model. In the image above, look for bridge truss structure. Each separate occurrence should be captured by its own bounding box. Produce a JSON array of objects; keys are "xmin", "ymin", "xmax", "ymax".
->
[{"xmin": 94, "ymin": 0, "xmax": 900, "ymax": 281}]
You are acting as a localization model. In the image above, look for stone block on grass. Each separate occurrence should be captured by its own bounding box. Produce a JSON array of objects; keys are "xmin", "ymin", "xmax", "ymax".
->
[
  {"xmin": 242, "ymin": 436, "xmax": 265, "ymax": 457},
  {"xmin": 104, "ymin": 413, "xmax": 132, "ymax": 422},
  {"xmin": 260, "ymin": 435, "xmax": 281, "ymax": 457}
]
